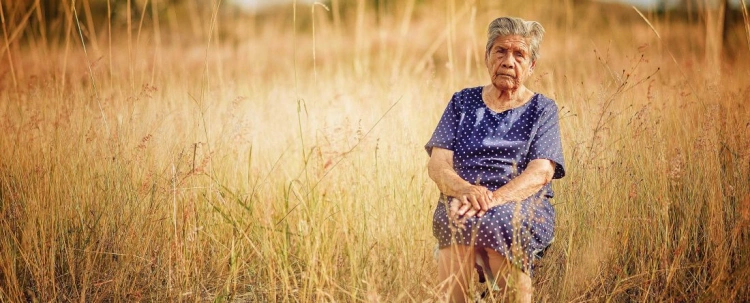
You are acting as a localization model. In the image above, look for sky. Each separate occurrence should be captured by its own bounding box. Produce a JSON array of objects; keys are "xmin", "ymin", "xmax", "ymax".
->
[
  {"xmin": 227, "ymin": 0, "xmax": 315, "ymax": 13},
  {"xmin": 599, "ymin": 0, "xmax": 744, "ymax": 9},
  {"xmin": 227, "ymin": 0, "xmax": 745, "ymax": 12}
]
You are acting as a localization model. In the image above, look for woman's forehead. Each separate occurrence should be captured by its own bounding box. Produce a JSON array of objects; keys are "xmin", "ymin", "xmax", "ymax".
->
[{"xmin": 491, "ymin": 35, "xmax": 529, "ymax": 50}]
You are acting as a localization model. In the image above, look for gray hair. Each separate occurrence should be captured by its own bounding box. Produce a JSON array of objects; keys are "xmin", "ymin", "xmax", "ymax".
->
[{"xmin": 485, "ymin": 17, "xmax": 545, "ymax": 62}]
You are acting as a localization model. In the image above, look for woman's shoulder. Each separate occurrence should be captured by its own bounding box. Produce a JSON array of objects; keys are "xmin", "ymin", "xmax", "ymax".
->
[
  {"xmin": 457, "ymin": 86, "xmax": 484, "ymax": 95},
  {"xmin": 530, "ymin": 93, "xmax": 560, "ymax": 112},
  {"xmin": 454, "ymin": 86, "xmax": 484, "ymax": 102},
  {"xmin": 449, "ymin": 86, "xmax": 483, "ymax": 109}
]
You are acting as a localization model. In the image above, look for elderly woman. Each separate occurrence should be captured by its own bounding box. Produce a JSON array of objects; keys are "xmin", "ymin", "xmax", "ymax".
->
[{"xmin": 426, "ymin": 17, "xmax": 565, "ymax": 302}]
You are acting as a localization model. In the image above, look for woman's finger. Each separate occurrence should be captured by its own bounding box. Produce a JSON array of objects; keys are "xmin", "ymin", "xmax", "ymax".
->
[
  {"xmin": 477, "ymin": 193, "xmax": 489, "ymax": 212},
  {"xmin": 449, "ymin": 198, "xmax": 461, "ymax": 219},
  {"xmin": 464, "ymin": 208, "xmax": 478, "ymax": 219},
  {"xmin": 484, "ymin": 189, "xmax": 496, "ymax": 208},
  {"xmin": 458, "ymin": 202, "xmax": 471, "ymax": 216},
  {"xmin": 457, "ymin": 208, "xmax": 477, "ymax": 229},
  {"xmin": 467, "ymin": 194, "xmax": 480, "ymax": 212},
  {"xmin": 457, "ymin": 195, "xmax": 470, "ymax": 216}
]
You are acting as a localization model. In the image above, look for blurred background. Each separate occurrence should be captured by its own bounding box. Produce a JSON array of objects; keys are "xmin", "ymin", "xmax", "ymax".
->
[{"xmin": 0, "ymin": 0, "xmax": 748, "ymax": 302}]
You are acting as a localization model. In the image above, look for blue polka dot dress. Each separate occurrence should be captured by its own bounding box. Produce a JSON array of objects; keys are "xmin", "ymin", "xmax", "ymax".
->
[{"xmin": 425, "ymin": 86, "xmax": 566, "ymax": 273}]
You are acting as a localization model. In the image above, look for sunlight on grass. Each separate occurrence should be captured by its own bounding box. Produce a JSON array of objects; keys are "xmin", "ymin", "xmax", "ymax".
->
[{"xmin": 0, "ymin": 0, "xmax": 748, "ymax": 301}]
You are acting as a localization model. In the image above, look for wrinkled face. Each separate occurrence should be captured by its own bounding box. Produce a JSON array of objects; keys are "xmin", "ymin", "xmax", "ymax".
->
[{"xmin": 485, "ymin": 35, "xmax": 536, "ymax": 91}]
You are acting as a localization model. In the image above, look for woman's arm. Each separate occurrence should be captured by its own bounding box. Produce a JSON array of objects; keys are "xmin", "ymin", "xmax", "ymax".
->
[
  {"xmin": 452, "ymin": 158, "xmax": 555, "ymax": 224},
  {"xmin": 428, "ymin": 147, "xmax": 493, "ymax": 212},
  {"xmin": 490, "ymin": 158, "xmax": 556, "ymax": 206}
]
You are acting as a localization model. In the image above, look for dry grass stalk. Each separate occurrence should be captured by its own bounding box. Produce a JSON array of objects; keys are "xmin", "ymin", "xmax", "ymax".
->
[{"xmin": 0, "ymin": 1, "xmax": 748, "ymax": 301}]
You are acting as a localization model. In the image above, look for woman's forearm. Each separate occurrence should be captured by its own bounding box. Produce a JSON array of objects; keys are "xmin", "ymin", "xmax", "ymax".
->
[
  {"xmin": 428, "ymin": 153, "xmax": 472, "ymax": 197},
  {"xmin": 429, "ymin": 147, "xmax": 494, "ymax": 212},
  {"xmin": 491, "ymin": 159, "xmax": 555, "ymax": 206}
]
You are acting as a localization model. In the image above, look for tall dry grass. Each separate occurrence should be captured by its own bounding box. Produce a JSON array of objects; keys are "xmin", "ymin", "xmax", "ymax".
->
[{"xmin": 0, "ymin": 0, "xmax": 749, "ymax": 301}]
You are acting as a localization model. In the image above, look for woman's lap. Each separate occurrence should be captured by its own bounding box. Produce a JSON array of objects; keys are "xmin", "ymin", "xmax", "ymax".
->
[{"xmin": 432, "ymin": 194, "xmax": 555, "ymax": 273}]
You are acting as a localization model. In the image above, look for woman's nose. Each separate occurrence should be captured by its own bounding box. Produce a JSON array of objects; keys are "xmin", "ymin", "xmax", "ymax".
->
[{"xmin": 500, "ymin": 56, "xmax": 514, "ymax": 68}]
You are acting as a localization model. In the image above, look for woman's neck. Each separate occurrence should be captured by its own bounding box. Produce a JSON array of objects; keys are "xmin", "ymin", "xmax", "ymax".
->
[{"xmin": 483, "ymin": 85, "xmax": 533, "ymax": 112}]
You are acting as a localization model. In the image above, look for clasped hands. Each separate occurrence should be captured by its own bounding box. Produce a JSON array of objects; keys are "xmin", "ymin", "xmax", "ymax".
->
[{"xmin": 448, "ymin": 185, "xmax": 506, "ymax": 229}]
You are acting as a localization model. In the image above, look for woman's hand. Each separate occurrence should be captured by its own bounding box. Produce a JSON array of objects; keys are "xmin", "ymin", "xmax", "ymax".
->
[
  {"xmin": 451, "ymin": 184, "xmax": 493, "ymax": 216},
  {"xmin": 449, "ymin": 197, "xmax": 495, "ymax": 229},
  {"xmin": 429, "ymin": 148, "xmax": 495, "ymax": 215},
  {"xmin": 448, "ymin": 185, "xmax": 495, "ymax": 229},
  {"xmin": 449, "ymin": 191, "xmax": 512, "ymax": 229}
]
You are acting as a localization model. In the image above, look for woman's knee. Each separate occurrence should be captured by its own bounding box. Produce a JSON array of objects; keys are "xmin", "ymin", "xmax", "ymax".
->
[
  {"xmin": 483, "ymin": 248, "xmax": 533, "ymax": 302},
  {"xmin": 484, "ymin": 248, "xmax": 511, "ymax": 275}
]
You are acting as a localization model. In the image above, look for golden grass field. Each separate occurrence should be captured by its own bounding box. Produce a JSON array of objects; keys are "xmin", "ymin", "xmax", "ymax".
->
[{"xmin": 0, "ymin": 0, "xmax": 749, "ymax": 301}]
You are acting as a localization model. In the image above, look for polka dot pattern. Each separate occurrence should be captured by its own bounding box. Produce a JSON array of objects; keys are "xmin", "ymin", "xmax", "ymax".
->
[{"xmin": 425, "ymin": 86, "xmax": 566, "ymax": 274}]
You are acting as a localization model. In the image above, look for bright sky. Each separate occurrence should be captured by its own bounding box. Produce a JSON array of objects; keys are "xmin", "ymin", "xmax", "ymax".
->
[
  {"xmin": 227, "ymin": 0, "xmax": 744, "ymax": 12},
  {"xmin": 228, "ymin": 0, "xmax": 315, "ymax": 12},
  {"xmin": 600, "ymin": 0, "xmax": 743, "ymax": 9}
]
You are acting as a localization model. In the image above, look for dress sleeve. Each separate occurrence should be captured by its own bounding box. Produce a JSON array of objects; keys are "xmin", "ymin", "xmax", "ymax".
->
[
  {"xmin": 425, "ymin": 92, "xmax": 463, "ymax": 156},
  {"xmin": 528, "ymin": 101, "xmax": 566, "ymax": 179}
]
